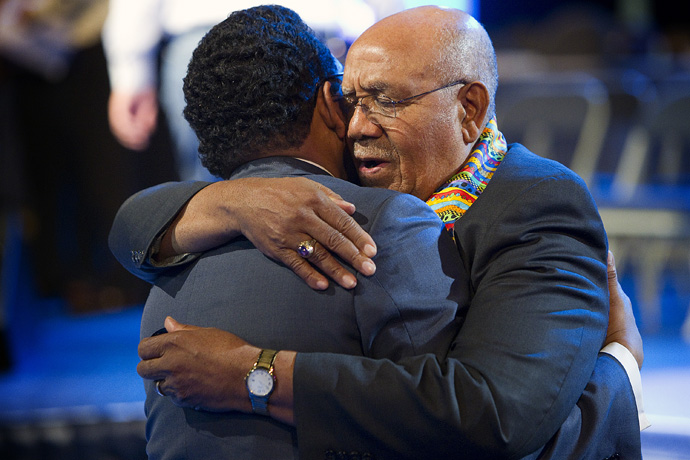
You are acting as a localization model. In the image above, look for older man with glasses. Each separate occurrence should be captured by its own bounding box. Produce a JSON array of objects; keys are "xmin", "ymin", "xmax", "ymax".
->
[{"xmin": 111, "ymin": 5, "xmax": 646, "ymax": 460}]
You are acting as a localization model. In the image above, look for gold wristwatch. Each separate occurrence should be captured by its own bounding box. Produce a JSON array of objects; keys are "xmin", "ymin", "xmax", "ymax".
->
[{"xmin": 245, "ymin": 349, "xmax": 278, "ymax": 415}]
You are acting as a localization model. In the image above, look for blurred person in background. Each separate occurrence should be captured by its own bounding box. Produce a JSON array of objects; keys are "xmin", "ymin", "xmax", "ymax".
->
[
  {"xmin": 102, "ymin": 0, "xmax": 378, "ymax": 182},
  {"xmin": 0, "ymin": 0, "xmax": 167, "ymax": 312}
]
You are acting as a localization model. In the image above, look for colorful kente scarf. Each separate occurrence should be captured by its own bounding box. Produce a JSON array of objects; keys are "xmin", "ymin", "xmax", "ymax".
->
[{"xmin": 426, "ymin": 116, "xmax": 507, "ymax": 232}]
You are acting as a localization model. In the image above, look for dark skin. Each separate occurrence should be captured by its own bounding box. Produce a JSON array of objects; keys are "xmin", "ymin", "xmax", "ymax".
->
[{"xmin": 156, "ymin": 176, "xmax": 377, "ymax": 291}]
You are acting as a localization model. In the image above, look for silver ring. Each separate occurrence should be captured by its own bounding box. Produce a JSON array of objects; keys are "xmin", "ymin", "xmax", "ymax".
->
[
  {"xmin": 297, "ymin": 239, "xmax": 317, "ymax": 258},
  {"xmin": 155, "ymin": 380, "xmax": 166, "ymax": 397}
]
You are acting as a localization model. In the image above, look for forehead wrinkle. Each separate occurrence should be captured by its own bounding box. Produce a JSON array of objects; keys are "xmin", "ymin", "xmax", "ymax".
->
[
  {"xmin": 344, "ymin": 58, "xmax": 393, "ymax": 96},
  {"xmin": 344, "ymin": 61, "xmax": 429, "ymax": 99},
  {"xmin": 343, "ymin": 79, "xmax": 389, "ymax": 94},
  {"xmin": 356, "ymin": 47, "xmax": 439, "ymax": 96},
  {"xmin": 356, "ymin": 79, "xmax": 391, "ymax": 95}
]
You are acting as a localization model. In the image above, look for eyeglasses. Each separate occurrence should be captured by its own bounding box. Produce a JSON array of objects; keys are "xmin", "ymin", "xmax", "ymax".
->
[
  {"xmin": 325, "ymin": 73, "xmax": 344, "ymax": 82},
  {"xmin": 342, "ymin": 79, "xmax": 469, "ymax": 120}
]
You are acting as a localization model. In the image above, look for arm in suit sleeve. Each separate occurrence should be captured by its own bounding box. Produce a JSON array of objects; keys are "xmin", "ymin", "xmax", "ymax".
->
[
  {"xmin": 349, "ymin": 190, "xmax": 466, "ymax": 361},
  {"xmin": 528, "ymin": 350, "xmax": 642, "ymax": 460},
  {"xmin": 108, "ymin": 181, "xmax": 211, "ymax": 282},
  {"xmin": 293, "ymin": 171, "xmax": 613, "ymax": 459}
]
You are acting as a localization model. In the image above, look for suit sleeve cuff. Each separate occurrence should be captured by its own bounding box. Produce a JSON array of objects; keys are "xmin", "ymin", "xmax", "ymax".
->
[
  {"xmin": 147, "ymin": 231, "xmax": 200, "ymax": 268},
  {"xmin": 601, "ymin": 342, "xmax": 651, "ymax": 431}
]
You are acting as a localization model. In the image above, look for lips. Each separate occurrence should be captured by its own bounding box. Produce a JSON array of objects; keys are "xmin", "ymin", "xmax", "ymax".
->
[
  {"xmin": 352, "ymin": 142, "xmax": 393, "ymax": 184},
  {"xmin": 356, "ymin": 157, "xmax": 388, "ymax": 175}
]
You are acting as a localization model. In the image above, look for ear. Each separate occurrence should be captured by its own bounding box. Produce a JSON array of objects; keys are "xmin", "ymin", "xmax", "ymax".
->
[
  {"xmin": 458, "ymin": 82, "xmax": 490, "ymax": 144},
  {"xmin": 317, "ymin": 81, "xmax": 347, "ymax": 139}
]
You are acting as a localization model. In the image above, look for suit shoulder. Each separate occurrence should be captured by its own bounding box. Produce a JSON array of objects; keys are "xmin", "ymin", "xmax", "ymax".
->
[
  {"xmin": 470, "ymin": 143, "xmax": 601, "ymax": 228},
  {"xmin": 499, "ymin": 144, "xmax": 586, "ymax": 184}
]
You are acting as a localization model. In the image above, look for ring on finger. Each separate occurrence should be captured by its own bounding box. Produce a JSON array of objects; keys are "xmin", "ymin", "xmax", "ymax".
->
[
  {"xmin": 155, "ymin": 379, "xmax": 166, "ymax": 397},
  {"xmin": 297, "ymin": 239, "xmax": 317, "ymax": 259}
]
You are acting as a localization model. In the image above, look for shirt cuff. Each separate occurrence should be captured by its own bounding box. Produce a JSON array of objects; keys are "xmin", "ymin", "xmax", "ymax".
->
[
  {"xmin": 147, "ymin": 231, "xmax": 199, "ymax": 268},
  {"xmin": 601, "ymin": 342, "xmax": 651, "ymax": 431},
  {"xmin": 107, "ymin": 55, "xmax": 158, "ymax": 93}
]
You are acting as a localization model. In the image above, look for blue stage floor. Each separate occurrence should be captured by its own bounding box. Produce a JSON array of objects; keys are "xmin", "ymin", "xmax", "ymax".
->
[
  {"xmin": 0, "ymin": 304, "xmax": 145, "ymax": 425},
  {"xmin": 637, "ymin": 333, "xmax": 690, "ymax": 460}
]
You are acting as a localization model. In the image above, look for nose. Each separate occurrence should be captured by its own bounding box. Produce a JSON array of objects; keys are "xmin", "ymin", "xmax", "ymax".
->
[{"xmin": 348, "ymin": 105, "xmax": 383, "ymax": 140}]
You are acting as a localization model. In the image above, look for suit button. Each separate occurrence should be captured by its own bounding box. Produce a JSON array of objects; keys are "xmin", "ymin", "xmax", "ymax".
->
[{"xmin": 131, "ymin": 250, "xmax": 145, "ymax": 265}]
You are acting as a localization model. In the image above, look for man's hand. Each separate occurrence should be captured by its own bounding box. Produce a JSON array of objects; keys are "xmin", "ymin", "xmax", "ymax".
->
[
  {"xmin": 138, "ymin": 317, "xmax": 296, "ymax": 424},
  {"xmin": 108, "ymin": 89, "xmax": 158, "ymax": 150},
  {"xmin": 137, "ymin": 317, "xmax": 258, "ymax": 412},
  {"xmin": 163, "ymin": 177, "xmax": 378, "ymax": 290},
  {"xmin": 605, "ymin": 251, "xmax": 644, "ymax": 369}
]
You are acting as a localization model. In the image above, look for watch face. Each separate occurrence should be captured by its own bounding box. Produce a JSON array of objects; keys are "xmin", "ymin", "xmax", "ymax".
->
[{"xmin": 246, "ymin": 368, "xmax": 274, "ymax": 397}]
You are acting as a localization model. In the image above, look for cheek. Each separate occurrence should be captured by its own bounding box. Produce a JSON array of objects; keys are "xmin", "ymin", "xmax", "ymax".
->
[
  {"xmin": 386, "ymin": 111, "xmax": 461, "ymax": 197},
  {"xmin": 409, "ymin": 124, "xmax": 461, "ymax": 196},
  {"xmin": 387, "ymin": 124, "xmax": 431, "ymax": 195},
  {"xmin": 389, "ymin": 138, "xmax": 434, "ymax": 197}
]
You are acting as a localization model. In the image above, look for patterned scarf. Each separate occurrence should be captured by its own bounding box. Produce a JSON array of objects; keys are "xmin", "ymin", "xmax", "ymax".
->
[{"xmin": 426, "ymin": 116, "xmax": 507, "ymax": 232}]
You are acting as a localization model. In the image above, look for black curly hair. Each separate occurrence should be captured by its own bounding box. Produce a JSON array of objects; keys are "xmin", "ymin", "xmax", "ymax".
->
[{"xmin": 183, "ymin": 5, "xmax": 342, "ymax": 178}]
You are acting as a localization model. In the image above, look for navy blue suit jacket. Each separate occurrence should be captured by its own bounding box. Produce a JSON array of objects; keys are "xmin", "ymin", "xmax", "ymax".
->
[{"xmin": 293, "ymin": 146, "xmax": 641, "ymax": 459}]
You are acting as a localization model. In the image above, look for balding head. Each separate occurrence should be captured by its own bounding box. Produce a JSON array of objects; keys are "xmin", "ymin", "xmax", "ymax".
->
[
  {"xmin": 342, "ymin": 6, "xmax": 497, "ymax": 199},
  {"xmin": 352, "ymin": 6, "xmax": 498, "ymax": 120}
]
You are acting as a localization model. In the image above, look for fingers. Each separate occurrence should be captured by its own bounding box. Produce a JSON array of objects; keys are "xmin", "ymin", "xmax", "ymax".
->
[
  {"xmin": 305, "ymin": 241, "xmax": 360, "ymax": 289},
  {"xmin": 165, "ymin": 316, "xmax": 198, "ymax": 332},
  {"xmin": 137, "ymin": 319, "xmax": 183, "ymax": 370},
  {"xmin": 138, "ymin": 333, "xmax": 166, "ymax": 367},
  {"xmin": 137, "ymin": 357, "xmax": 166, "ymax": 381},
  {"xmin": 137, "ymin": 334, "xmax": 170, "ymax": 381},
  {"xmin": 317, "ymin": 196, "xmax": 377, "ymax": 259},
  {"xmin": 606, "ymin": 250, "xmax": 629, "ymax": 305},
  {"xmin": 320, "ymin": 188, "xmax": 356, "ymax": 216},
  {"xmin": 330, "ymin": 197, "xmax": 356, "ymax": 216},
  {"xmin": 139, "ymin": 318, "xmax": 200, "ymax": 358},
  {"xmin": 269, "ymin": 212, "xmax": 378, "ymax": 290},
  {"xmin": 107, "ymin": 90, "xmax": 158, "ymax": 150},
  {"xmin": 277, "ymin": 247, "xmax": 333, "ymax": 290},
  {"xmin": 606, "ymin": 250, "xmax": 621, "ymax": 300},
  {"xmin": 228, "ymin": 176, "xmax": 378, "ymax": 289},
  {"xmin": 278, "ymin": 241, "xmax": 360, "ymax": 290},
  {"xmin": 279, "ymin": 231, "xmax": 375, "ymax": 290},
  {"xmin": 604, "ymin": 250, "xmax": 644, "ymax": 369},
  {"xmin": 300, "ymin": 203, "xmax": 377, "ymax": 286},
  {"xmin": 137, "ymin": 326, "xmax": 258, "ymax": 411},
  {"xmin": 310, "ymin": 181, "xmax": 377, "ymax": 260},
  {"xmin": 607, "ymin": 250, "xmax": 618, "ymax": 283}
]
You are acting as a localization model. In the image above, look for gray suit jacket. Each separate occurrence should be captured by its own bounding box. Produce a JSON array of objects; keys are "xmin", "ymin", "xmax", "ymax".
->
[
  {"xmin": 109, "ymin": 150, "xmax": 641, "ymax": 460},
  {"xmin": 111, "ymin": 157, "xmax": 465, "ymax": 459}
]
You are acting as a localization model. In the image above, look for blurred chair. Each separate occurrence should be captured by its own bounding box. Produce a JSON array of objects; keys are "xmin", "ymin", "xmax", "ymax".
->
[
  {"xmin": 496, "ymin": 69, "xmax": 690, "ymax": 334},
  {"xmin": 495, "ymin": 71, "xmax": 611, "ymax": 186},
  {"xmin": 590, "ymin": 68, "xmax": 658, "ymax": 182},
  {"xmin": 610, "ymin": 73, "xmax": 690, "ymax": 197},
  {"xmin": 595, "ymin": 72, "xmax": 690, "ymax": 334}
]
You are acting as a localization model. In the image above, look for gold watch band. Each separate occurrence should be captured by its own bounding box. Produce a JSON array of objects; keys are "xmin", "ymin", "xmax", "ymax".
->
[{"xmin": 256, "ymin": 349, "xmax": 278, "ymax": 370}]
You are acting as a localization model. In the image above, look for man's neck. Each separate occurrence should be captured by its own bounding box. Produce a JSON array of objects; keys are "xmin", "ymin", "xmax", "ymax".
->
[
  {"xmin": 257, "ymin": 135, "xmax": 347, "ymax": 180},
  {"xmin": 292, "ymin": 158, "xmax": 335, "ymax": 177}
]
